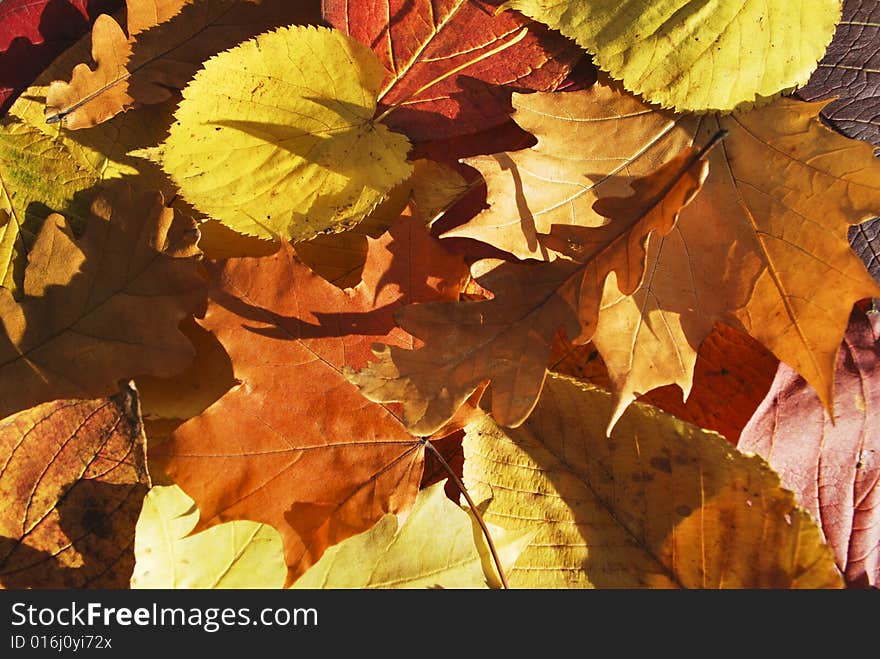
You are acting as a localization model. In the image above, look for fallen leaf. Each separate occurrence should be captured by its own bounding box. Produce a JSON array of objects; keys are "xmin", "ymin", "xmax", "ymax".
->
[
  {"xmin": 150, "ymin": 211, "xmax": 469, "ymax": 583},
  {"xmin": 448, "ymin": 87, "xmax": 880, "ymax": 425},
  {"xmin": 292, "ymin": 480, "xmax": 533, "ymax": 588},
  {"xmin": 45, "ymin": 0, "xmax": 321, "ymax": 129},
  {"xmin": 0, "ymin": 183, "xmax": 206, "ymax": 420},
  {"xmin": 739, "ymin": 307, "xmax": 880, "ymax": 588},
  {"xmin": 151, "ymin": 24, "xmax": 413, "ymax": 242},
  {"xmin": 507, "ymin": 0, "xmax": 840, "ymax": 112},
  {"xmin": 294, "ymin": 159, "xmax": 467, "ymax": 287},
  {"xmin": 0, "ymin": 0, "xmax": 121, "ymax": 113},
  {"xmin": 0, "ymin": 384, "xmax": 150, "ymax": 588},
  {"xmin": 463, "ymin": 374, "xmax": 843, "ymax": 588},
  {"xmin": 323, "ymin": 0, "xmax": 580, "ymax": 141},
  {"xmin": 850, "ymin": 218, "xmax": 880, "ymax": 282},
  {"xmin": 0, "ymin": 120, "xmax": 98, "ymax": 290},
  {"xmin": 131, "ymin": 485, "xmax": 286, "ymax": 588},
  {"xmin": 797, "ymin": 0, "xmax": 880, "ymax": 146},
  {"xmin": 349, "ymin": 145, "xmax": 710, "ymax": 435}
]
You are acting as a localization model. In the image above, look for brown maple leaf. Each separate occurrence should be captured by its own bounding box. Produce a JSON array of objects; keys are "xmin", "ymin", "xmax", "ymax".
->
[{"xmin": 150, "ymin": 207, "xmax": 469, "ymax": 583}]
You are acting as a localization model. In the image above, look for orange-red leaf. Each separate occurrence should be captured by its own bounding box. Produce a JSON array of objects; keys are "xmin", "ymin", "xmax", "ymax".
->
[
  {"xmin": 0, "ymin": 384, "xmax": 150, "ymax": 588},
  {"xmin": 150, "ymin": 209, "xmax": 468, "ymax": 583},
  {"xmin": 323, "ymin": 0, "xmax": 580, "ymax": 141},
  {"xmin": 740, "ymin": 307, "xmax": 880, "ymax": 588}
]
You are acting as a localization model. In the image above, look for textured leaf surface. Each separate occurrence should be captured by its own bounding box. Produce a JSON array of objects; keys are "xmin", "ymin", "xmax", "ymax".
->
[
  {"xmin": 46, "ymin": 0, "xmax": 320, "ymax": 129},
  {"xmin": 0, "ymin": 184, "xmax": 206, "ymax": 420},
  {"xmin": 551, "ymin": 323, "xmax": 779, "ymax": 445},
  {"xmin": 0, "ymin": 0, "xmax": 121, "ymax": 113},
  {"xmin": 797, "ymin": 0, "xmax": 880, "ymax": 146},
  {"xmin": 151, "ymin": 213, "xmax": 468, "ymax": 583},
  {"xmin": 740, "ymin": 308, "xmax": 880, "ymax": 588},
  {"xmin": 508, "ymin": 0, "xmax": 840, "ymax": 112},
  {"xmin": 0, "ymin": 120, "xmax": 98, "ymax": 290},
  {"xmin": 449, "ymin": 87, "xmax": 880, "ymax": 425},
  {"xmin": 131, "ymin": 485, "xmax": 286, "ymax": 588},
  {"xmin": 463, "ymin": 374, "xmax": 843, "ymax": 588},
  {"xmin": 350, "ymin": 146, "xmax": 709, "ymax": 434},
  {"xmin": 0, "ymin": 385, "xmax": 150, "ymax": 588},
  {"xmin": 292, "ymin": 481, "xmax": 533, "ymax": 588},
  {"xmin": 153, "ymin": 24, "xmax": 412, "ymax": 242},
  {"xmin": 323, "ymin": 0, "xmax": 580, "ymax": 141}
]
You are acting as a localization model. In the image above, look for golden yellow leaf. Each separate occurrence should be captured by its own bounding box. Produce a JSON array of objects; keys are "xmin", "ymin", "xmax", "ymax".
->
[
  {"xmin": 463, "ymin": 374, "xmax": 843, "ymax": 588},
  {"xmin": 292, "ymin": 481, "xmax": 533, "ymax": 589},
  {"xmin": 149, "ymin": 24, "xmax": 413, "ymax": 242},
  {"xmin": 508, "ymin": 0, "xmax": 840, "ymax": 112},
  {"xmin": 131, "ymin": 485, "xmax": 286, "ymax": 589}
]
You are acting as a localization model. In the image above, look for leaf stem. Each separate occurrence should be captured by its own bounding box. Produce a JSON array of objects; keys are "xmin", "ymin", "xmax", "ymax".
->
[{"xmin": 423, "ymin": 439, "xmax": 510, "ymax": 589}]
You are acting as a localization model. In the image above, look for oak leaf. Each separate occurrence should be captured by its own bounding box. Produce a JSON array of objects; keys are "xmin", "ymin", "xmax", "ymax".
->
[
  {"xmin": 292, "ymin": 481, "xmax": 533, "ymax": 588},
  {"xmin": 507, "ymin": 0, "xmax": 840, "ymax": 112},
  {"xmin": 0, "ymin": 183, "xmax": 206, "ymax": 420},
  {"xmin": 150, "ymin": 210, "xmax": 469, "ymax": 583},
  {"xmin": 0, "ymin": 384, "xmax": 150, "ymax": 588},
  {"xmin": 323, "ymin": 0, "xmax": 580, "ymax": 141},
  {"xmin": 45, "ymin": 0, "xmax": 321, "ymax": 129},
  {"xmin": 448, "ymin": 86, "xmax": 880, "ymax": 425},
  {"xmin": 349, "ymin": 145, "xmax": 710, "ymax": 435},
  {"xmin": 739, "ymin": 308, "xmax": 880, "ymax": 588},
  {"xmin": 0, "ymin": 0, "xmax": 121, "ymax": 113},
  {"xmin": 150, "ymin": 24, "xmax": 413, "ymax": 242},
  {"xmin": 463, "ymin": 374, "xmax": 843, "ymax": 588},
  {"xmin": 131, "ymin": 485, "xmax": 286, "ymax": 588}
]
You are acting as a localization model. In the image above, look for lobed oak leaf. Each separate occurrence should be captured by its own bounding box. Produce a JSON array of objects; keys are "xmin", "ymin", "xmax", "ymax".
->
[
  {"xmin": 449, "ymin": 86, "xmax": 880, "ymax": 426},
  {"xmin": 131, "ymin": 485, "xmax": 286, "ymax": 588},
  {"xmin": 463, "ymin": 374, "xmax": 843, "ymax": 588},
  {"xmin": 0, "ymin": 384, "xmax": 150, "ymax": 588},
  {"xmin": 150, "ymin": 209, "xmax": 469, "ymax": 584},
  {"xmin": 740, "ymin": 307, "xmax": 880, "ymax": 588},
  {"xmin": 149, "ymin": 24, "xmax": 413, "ymax": 243},
  {"xmin": 348, "ymin": 145, "xmax": 710, "ymax": 435},
  {"xmin": 507, "ymin": 0, "xmax": 840, "ymax": 113},
  {"xmin": 45, "ymin": 0, "xmax": 321, "ymax": 129},
  {"xmin": 0, "ymin": 0, "xmax": 121, "ymax": 113},
  {"xmin": 0, "ymin": 183, "xmax": 206, "ymax": 420},
  {"xmin": 292, "ymin": 480, "xmax": 533, "ymax": 588},
  {"xmin": 323, "ymin": 0, "xmax": 581, "ymax": 142}
]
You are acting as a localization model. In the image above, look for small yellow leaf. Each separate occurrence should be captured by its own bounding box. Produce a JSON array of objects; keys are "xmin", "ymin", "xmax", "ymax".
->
[
  {"xmin": 291, "ymin": 481, "xmax": 533, "ymax": 589},
  {"xmin": 131, "ymin": 485, "xmax": 286, "ymax": 589},
  {"xmin": 152, "ymin": 24, "xmax": 413, "ymax": 242},
  {"xmin": 463, "ymin": 374, "xmax": 843, "ymax": 588}
]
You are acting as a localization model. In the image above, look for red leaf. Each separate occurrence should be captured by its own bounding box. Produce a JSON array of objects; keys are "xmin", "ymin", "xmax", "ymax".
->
[
  {"xmin": 0, "ymin": 0, "xmax": 122, "ymax": 113},
  {"xmin": 323, "ymin": 0, "xmax": 581, "ymax": 141},
  {"xmin": 740, "ymin": 307, "xmax": 880, "ymax": 588}
]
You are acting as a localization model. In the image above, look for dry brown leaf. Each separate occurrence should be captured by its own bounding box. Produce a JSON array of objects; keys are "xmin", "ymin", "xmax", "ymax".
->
[
  {"xmin": 446, "ymin": 86, "xmax": 880, "ymax": 424},
  {"xmin": 0, "ymin": 183, "xmax": 206, "ymax": 419},
  {"xmin": 0, "ymin": 384, "xmax": 150, "ymax": 588},
  {"xmin": 349, "ymin": 146, "xmax": 709, "ymax": 434}
]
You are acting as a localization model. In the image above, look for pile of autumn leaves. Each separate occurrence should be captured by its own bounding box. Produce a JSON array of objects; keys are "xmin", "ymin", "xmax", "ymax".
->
[{"xmin": 0, "ymin": 0, "xmax": 878, "ymax": 589}]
